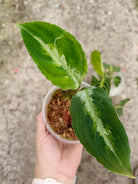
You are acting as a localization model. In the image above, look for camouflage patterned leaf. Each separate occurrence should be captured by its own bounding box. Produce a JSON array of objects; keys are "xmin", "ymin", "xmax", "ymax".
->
[{"xmin": 70, "ymin": 86, "xmax": 134, "ymax": 178}]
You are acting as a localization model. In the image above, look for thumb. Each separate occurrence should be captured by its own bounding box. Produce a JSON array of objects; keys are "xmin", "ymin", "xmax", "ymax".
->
[
  {"xmin": 36, "ymin": 112, "xmax": 49, "ymax": 142},
  {"xmin": 36, "ymin": 112, "xmax": 46, "ymax": 133}
]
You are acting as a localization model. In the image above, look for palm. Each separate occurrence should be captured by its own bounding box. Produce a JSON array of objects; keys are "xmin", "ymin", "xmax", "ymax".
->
[{"xmin": 35, "ymin": 113, "xmax": 83, "ymax": 182}]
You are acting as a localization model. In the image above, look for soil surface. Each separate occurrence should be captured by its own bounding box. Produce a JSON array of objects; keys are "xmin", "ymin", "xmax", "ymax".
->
[
  {"xmin": 47, "ymin": 89, "xmax": 78, "ymax": 140},
  {"xmin": 0, "ymin": 0, "xmax": 138, "ymax": 184}
]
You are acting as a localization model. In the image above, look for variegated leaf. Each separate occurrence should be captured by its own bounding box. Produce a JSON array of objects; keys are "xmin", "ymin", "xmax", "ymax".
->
[
  {"xmin": 70, "ymin": 86, "xmax": 134, "ymax": 178},
  {"xmin": 16, "ymin": 21, "xmax": 87, "ymax": 89}
]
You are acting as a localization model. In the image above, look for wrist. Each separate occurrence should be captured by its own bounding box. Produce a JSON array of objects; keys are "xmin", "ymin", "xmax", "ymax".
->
[{"xmin": 35, "ymin": 167, "xmax": 75, "ymax": 184}]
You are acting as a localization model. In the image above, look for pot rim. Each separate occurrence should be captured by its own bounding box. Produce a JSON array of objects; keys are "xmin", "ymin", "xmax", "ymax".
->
[{"xmin": 42, "ymin": 81, "xmax": 90, "ymax": 144}]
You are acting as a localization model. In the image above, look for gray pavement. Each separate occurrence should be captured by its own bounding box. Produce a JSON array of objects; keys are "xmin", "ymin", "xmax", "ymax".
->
[{"xmin": 0, "ymin": 0, "xmax": 138, "ymax": 184}]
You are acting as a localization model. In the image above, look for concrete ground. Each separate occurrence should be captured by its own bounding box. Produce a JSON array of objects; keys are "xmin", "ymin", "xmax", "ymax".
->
[{"xmin": 0, "ymin": 0, "xmax": 138, "ymax": 184}]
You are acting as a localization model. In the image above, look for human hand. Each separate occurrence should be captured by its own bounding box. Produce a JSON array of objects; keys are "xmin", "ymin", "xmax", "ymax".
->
[{"xmin": 35, "ymin": 112, "xmax": 83, "ymax": 184}]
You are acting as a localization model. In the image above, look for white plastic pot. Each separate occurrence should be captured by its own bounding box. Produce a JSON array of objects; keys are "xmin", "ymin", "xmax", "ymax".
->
[{"xmin": 42, "ymin": 81, "xmax": 90, "ymax": 144}]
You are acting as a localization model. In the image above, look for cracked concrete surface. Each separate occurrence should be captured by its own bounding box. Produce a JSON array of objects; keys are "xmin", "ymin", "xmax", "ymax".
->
[{"xmin": 0, "ymin": 0, "xmax": 138, "ymax": 184}]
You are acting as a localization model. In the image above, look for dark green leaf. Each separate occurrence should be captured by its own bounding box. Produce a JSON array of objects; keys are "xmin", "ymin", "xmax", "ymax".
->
[
  {"xmin": 91, "ymin": 76, "xmax": 99, "ymax": 86},
  {"xmin": 70, "ymin": 87, "xmax": 133, "ymax": 178},
  {"xmin": 113, "ymin": 76, "xmax": 121, "ymax": 87},
  {"xmin": 91, "ymin": 76, "xmax": 111, "ymax": 95},
  {"xmin": 91, "ymin": 51, "xmax": 104, "ymax": 76},
  {"xmin": 115, "ymin": 98, "xmax": 130, "ymax": 117},
  {"xmin": 16, "ymin": 21, "xmax": 87, "ymax": 90}
]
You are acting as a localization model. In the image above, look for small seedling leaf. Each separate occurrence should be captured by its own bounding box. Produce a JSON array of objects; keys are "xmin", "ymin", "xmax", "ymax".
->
[
  {"xmin": 115, "ymin": 98, "xmax": 130, "ymax": 117},
  {"xmin": 91, "ymin": 51, "xmax": 104, "ymax": 76}
]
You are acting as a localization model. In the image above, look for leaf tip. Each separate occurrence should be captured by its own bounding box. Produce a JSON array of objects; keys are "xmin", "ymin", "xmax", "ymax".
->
[
  {"xmin": 91, "ymin": 50, "xmax": 100, "ymax": 55},
  {"xmin": 15, "ymin": 23, "xmax": 22, "ymax": 29},
  {"xmin": 124, "ymin": 170, "xmax": 135, "ymax": 179},
  {"xmin": 128, "ymin": 174, "xmax": 136, "ymax": 179}
]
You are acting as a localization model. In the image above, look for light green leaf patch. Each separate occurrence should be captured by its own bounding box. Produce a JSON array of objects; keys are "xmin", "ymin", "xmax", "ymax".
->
[
  {"xmin": 16, "ymin": 21, "xmax": 87, "ymax": 89},
  {"xmin": 91, "ymin": 50, "xmax": 104, "ymax": 76},
  {"xmin": 70, "ymin": 86, "xmax": 134, "ymax": 178}
]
